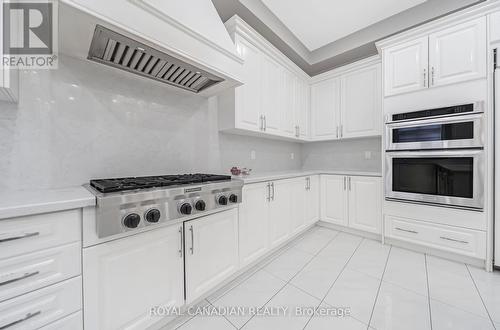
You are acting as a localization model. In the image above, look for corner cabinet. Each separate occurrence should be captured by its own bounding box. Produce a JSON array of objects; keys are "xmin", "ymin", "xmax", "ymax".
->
[
  {"xmin": 310, "ymin": 59, "xmax": 382, "ymax": 141},
  {"xmin": 382, "ymin": 17, "xmax": 486, "ymax": 97},
  {"xmin": 320, "ymin": 175, "xmax": 382, "ymax": 234},
  {"xmin": 218, "ymin": 16, "xmax": 310, "ymax": 141}
]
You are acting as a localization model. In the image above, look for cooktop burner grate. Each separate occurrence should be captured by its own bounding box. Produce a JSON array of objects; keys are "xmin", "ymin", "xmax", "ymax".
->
[{"xmin": 90, "ymin": 174, "xmax": 232, "ymax": 193}]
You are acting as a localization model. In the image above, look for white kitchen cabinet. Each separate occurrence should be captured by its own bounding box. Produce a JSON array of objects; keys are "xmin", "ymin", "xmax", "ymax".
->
[
  {"xmin": 234, "ymin": 37, "xmax": 262, "ymax": 132},
  {"xmin": 305, "ymin": 176, "xmax": 320, "ymax": 224},
  {"xmin": 428, "ymin": 18, "xmax": 486, "ymax": 87},
  {"xmin": 268, "ymin": 180, "xmax": 293, "ymax": 248},
  {"xmin": 282, "ymin": 70, "xmax": 297, "ymax": 137},
  {"xmin": 320, "ymin": 175, "xmax": 348, "ymax": 226},
  {"xmin": 0, "ymin": 2, "xmax": 18, "ymax": 103},
  {"xmin": 383, "ymin": 37, "xmax": 428, "ymax": 96},
  {"xmin": 348, "ymin": 176, "xmax": 382, "ymax": 234},
  {"xmin": 83, "ymin": 224, "xmax": 184, "ymax": 330},
  {"xmin": 290, "ymin": 178, "xmax": 307, "ymax": 235},
  {"xmin": 185, "ymin": 208, "xmax": 239, "ymax": 303},
  {"xmin": 321, "ymin": 175, "xmax": 382, "ymax": 234},
  {"xmin": 295, "ymin": 78, "xmax": 310, "ymax": 138},
  {"xmin": 341, "ymin": 64, "xmax": 381, "ymax": 138},
  {"xmin": 261, "ymin": 54, "xmax": 283, "ymax": 135},
  {"xmin": 382, "ymin": 17, "xmax": 486, "ymax": 96},
  {"xmin": 310, "ymin": 77, "xmax": 341, "ymax": 140},
  {"xmin": 239, "ymin": 182, "xmax": 269, "ymax": 267}
]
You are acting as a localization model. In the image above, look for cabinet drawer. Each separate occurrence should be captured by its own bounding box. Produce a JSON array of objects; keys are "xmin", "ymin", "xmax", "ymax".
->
[
  {"xmin": 385, "ymin": 215, "xmax": 486, "ymax": 259},
  {"xmin": 0, "ymin": 242, "xmax": 81, "ymax": 302},
  {"xmin": 0, "ymin": 277, "xmax": 82, "ymax": 330},
  {"xmin": 0, "ymin": 210, "xmax": 80, "ymax": 260},
  {"xmin": 39, "ymin": 311, "xmax": 82, "ymax": 330}
]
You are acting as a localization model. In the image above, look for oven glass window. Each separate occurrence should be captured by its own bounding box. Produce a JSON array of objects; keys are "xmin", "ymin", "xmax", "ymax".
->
[
  {"xmin": 392, "ymin": 157, "xmax": 473, "ymax": 198},
  {"xmin": 392, "ymin": 122, "xmax": 473, "ymax": 143}
]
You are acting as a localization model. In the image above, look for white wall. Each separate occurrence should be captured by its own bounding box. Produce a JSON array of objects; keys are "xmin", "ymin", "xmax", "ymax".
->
[
  {"xmin": 301, "ymin": 137, "xmax": 382, "ymax": 173},
  {"xmin": 0, "ymin": 55, "xmax": 301, "ymax": 190}
]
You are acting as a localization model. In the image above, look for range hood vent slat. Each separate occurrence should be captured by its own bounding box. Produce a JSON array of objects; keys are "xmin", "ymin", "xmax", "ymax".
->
[{"xmin": 87, "ymin": 25, "xmax": 223, "ymax": 93}]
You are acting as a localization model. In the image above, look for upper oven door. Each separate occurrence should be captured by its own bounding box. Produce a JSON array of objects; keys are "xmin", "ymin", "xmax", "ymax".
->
[
  {"xmin": 386, "ymin": 113, "xmax": 484, "ymax": 151},
  {"xmin": 385, "ymin": 149, "xmax": 485, "ymax": 210}
]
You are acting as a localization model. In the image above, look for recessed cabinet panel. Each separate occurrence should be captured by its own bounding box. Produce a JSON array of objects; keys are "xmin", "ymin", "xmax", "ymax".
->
[
  {"xmin": 296, "ymin": 79, "xmax": 310, "ymax": 138},
  {"xmin": 261, "ymin": 55, "xmax": 282, "ymax": 134},
  {"xmin": 491, "ymin": 11, "xmax": 500, "ymax": 44},
  {"xmin": 348, "ymin": 176, "xmax": 382, "ymax": 234},
  {"xmin": 320, "ymin": 175, "xmax": 348, "ymax": 226},
  {"xmin": 185, "ymin": 209, "xmax": 239, "ymax": 303},
  {"xmin": 239, "ymin": 183, "xmax": 270, "ymax": 267},
  {"xmin": 383, "ymin": 37, "xmax": 428, "ymax": 96},
  {"xmin": 290, "ymin": 178, "xmax": 307, "ymax": 234},
  {"xmin": 341, "ymin": 65, "xmax": 381, "ymax": 138},
  {"xmin": 429, "ymin": 17, "xmax": 486, "ymax": 87},
  {"xmin": 269, "ymin": 180, "xmax": 292, "ymax": 248},
  {"xmin": 83, "ymin": 225, "xmax": 184, "ymax": 330},
  {"xmin": 311, "ymin": 78, "xmax": 341, "ymax": 140},
  {"xmin": 282, "ymin": 70, "xmax": 297, "ymax": 137},
  {"xmin": 305, "ymin": 176, "xmax": 320, "ymax": 224},
  {"xmin": 235, "ymin": 37, "xmax": 262, "ymax": 132}
]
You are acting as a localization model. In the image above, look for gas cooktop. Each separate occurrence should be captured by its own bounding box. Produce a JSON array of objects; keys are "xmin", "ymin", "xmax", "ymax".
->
[{"xmin": 89, "ymin": 173, "xmax": 232, "ymax": 193}]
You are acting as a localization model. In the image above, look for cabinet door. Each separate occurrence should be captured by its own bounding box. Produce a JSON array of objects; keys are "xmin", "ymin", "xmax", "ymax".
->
[
  {"xmin": 305, "ymin": 176, "xmax": 320, "ymax": 224},
  {"xmin": 491, "ymin": 11, "xmax": 500, "ymax": 44},
  {"xmin": 320, "ymin": 175, "xmax": 348, "ymax": 226},
  {"xmin": 235, "ymin": 37, "xmax": 262, "ymax": 132},
  {"xmin": 268, "ymin": 180, "xmax": 292, "ymax": 248},
  {"xmin": 310, "ymin": 77, "xmax": 341, "ymax": 140},
  {"xmin": 341, "ymin": 64, "xmax": 382, "ymax": 138},
  {"xmin": 429, "ymin": 17, "xmax": 486, "ymax": 87},
  {"xmin": 295, "ymin": 78, "xmax": 310, "ymax": 139},
  {"xmin": 348, "ymin": 176, "xmax": 382, "ymax": 234},
  {"xmin": 83, "ymin": 225, "xmax": 184, "ymax": 330},
  {"xmin": 290, "ymin": 178, "xmax": 307, "ymax": 235},
  {"xmin": 261, "ymin": 55, "xmax": 282, "ymax": 135},
  {"xmin": 185, "ymin": 208, "xmax": 239, "ymax": 303},
  {"xmin": 281, "ymin": 69, "xmax": 297, "ymax": 137},
  {"xmin": 383, "ymin": 36, "xmax": 428, "ymax": 96},
  {"xmin": 239, "ymin": 182, "xmax": 269, "ymax": 267}
]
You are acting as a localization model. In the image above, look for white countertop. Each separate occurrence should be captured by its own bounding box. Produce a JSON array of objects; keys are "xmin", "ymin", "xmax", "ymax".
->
[
  {"xmin": 236, "ymin": 170, "xmax": 382, "ymax": 184},
  {"xmin": 0, "ymin": 186, "xmax": 96, "ymax": 220}
]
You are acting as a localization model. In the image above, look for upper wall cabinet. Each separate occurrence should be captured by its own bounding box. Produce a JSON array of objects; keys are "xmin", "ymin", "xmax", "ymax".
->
[
  {"xmin": 382, "ymin": 17, "xmax": 486, "ymax": 97},
  {"xmin": 218, "ymin": 16, "xmax": 310, "ymax": 141},
  {"xmin": 383, "ymin": 37, "xmax": 428, "ymax": 96},
  {"xmin": 310, "ymin": 59, "xmax": 381, "ymax": 141}
]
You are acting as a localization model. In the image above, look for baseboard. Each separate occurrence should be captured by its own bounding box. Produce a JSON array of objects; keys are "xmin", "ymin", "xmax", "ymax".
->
[{"xmin": 317, "ymin": 221, "xmax": 383, "ymax": 241}]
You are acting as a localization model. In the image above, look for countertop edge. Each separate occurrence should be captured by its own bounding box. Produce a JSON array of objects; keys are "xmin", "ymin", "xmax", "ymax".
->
[{"xmin": 239, "ymin": 171, "xmax": 382, "ymax": 184}]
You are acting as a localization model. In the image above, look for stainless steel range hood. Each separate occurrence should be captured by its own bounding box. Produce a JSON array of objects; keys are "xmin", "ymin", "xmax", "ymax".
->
[{"xmin": 87, "ymin": 25, "xmax": 223, "ymax": 93}]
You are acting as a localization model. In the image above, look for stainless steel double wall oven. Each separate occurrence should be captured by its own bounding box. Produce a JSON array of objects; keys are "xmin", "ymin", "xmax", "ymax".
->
[{"xmin": 385, "ymin": 102, "xmax": 485, "ymax": 210}]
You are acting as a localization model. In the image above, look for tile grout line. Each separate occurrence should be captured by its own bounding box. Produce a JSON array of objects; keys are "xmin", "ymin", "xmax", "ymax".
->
[
  {"xmin": 424, "ymin": 254, "xmax": 433, "ymax": 330},
  {"xmin": 366, "ymin": 245, "xmax": 392, "ymax": 329},
  {"xmin": 205, "ymin": 299, "xmax": 239, "ymax": 330},
  {"xmin": 465, "ymin": 264, "xmax": 497, "ymax": 329},
  {"xmin": 237, "ymin": 229, "xmax": 343, "ymax": 329},
  {"xmin": 301, "ymin": 237, "xmax": 366, "ymax": 330}
]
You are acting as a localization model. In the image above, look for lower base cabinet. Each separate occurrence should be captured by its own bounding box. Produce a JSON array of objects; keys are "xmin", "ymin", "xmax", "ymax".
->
[
  {"xmin": 83, "ymin": 224, "xmax": 185, "ymax": 330},
  {"xmin": 321, "ymin": 175, "xmax": 382, "ymax": 234},
  {"xmin": 184, "ymin": 208, "xmax": 239, "ymax": 303}
]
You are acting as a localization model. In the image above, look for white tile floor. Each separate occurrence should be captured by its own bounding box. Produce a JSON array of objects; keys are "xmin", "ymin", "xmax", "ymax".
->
[{"xmin": 170, "ymin": 226, "xmax": 500, "ymax": 330}]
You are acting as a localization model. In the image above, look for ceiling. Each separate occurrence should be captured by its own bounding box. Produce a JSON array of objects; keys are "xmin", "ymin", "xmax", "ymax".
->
[
  {"xmin": 212, "ymin": 0, "xmax": 486, "ymax": 76},
  {"xmin": 261, "ymin": 0, "xmax": 428, "ymax": 51}
]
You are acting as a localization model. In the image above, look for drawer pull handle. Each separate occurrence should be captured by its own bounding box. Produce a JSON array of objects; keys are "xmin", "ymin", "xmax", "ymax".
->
[
  {"xmin": 0, "ymin": 232, "xmax": 39, "ymax": 243},
  {"xmin": 0, "ymin": 271, "xmax": 39, "ymax": 286},
  {"xmin": 0, "ymin": 310, "xmax": 41, "ymax": 329},
  {"xmin": 189, "ymin": 225, "xmax": 194, "ymax": 255},
  {"xmin": 439, "ymin": 236, "xmax": 468, "ymax": 244},
  {"xmin": 395, "ymin": 227, "xmax": 418, "ymax": 234}
]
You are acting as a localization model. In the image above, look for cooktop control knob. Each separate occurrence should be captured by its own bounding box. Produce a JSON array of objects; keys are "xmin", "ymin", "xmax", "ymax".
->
[
  {"xmin": 195, "ymin": 200, "xmax": 206, "ymax": 211},
  {"xmin": 179, "ymin": 203, "xmax": 192, "ymax": 215},
  {"xmin": 229, "ymin": 194, "xmax": 238, "ymax": 203},
  {"xmin": 145, "ymin": 209, "xmax": 161, "ymax": 223},
  {"xmin": 218, "ymin": 195, "xmax": 228, "ymax": 206},
  {"xmin": 123, "ymin": 213, "xmax": 141, "ymax": 228}
]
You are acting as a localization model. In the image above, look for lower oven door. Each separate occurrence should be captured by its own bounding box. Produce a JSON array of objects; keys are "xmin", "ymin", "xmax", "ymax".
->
[{"xmin": 385, "ymin": 149, "xmax": 484, "ymax": 209}]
